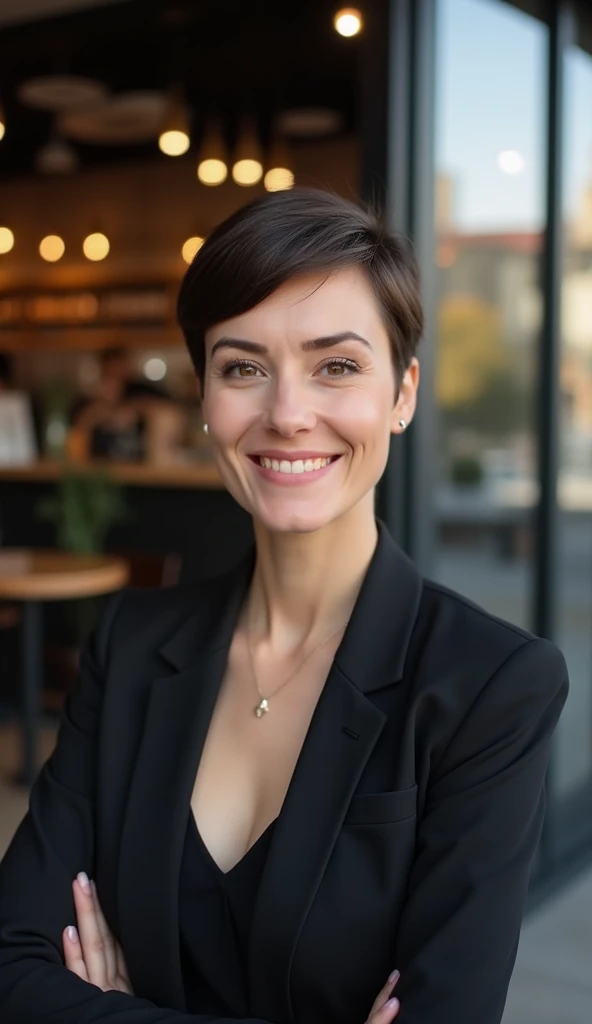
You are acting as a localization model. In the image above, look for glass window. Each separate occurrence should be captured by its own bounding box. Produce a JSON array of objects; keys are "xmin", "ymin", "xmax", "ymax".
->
[
  {"xmin": 433, "ymin": 0, "xmax": 547, "ymax": 628},
  {"xmin": 554, "ymin": 21, "xmax": 592, "ymax": 799}
]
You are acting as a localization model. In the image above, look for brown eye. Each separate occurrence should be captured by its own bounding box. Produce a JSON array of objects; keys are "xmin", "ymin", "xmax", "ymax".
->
[{"xmin": 320, "ymin": 358, "xmax": 359, "ymax": 378}]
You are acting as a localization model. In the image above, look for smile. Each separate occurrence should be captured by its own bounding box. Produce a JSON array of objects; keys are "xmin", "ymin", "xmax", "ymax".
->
[
  {"xmin": 258, "ymin": 456, "xmax": 333, "ymax": 474},
  {"xmin": 248, "ymin": 453, "xmax": 342, "ymax": 485}
]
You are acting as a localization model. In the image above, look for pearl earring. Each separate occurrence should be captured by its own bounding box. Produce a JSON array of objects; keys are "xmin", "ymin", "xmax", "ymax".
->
[
  {"xmin": 398, "ymin": 419, "xmax": 407, "ymax": 431},
  {"xmin": 202, "ymin": 423, "xmax": 209, "ymax": 435}
]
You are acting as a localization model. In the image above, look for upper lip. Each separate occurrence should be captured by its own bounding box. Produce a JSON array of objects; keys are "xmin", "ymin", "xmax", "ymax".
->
[{"xmin": 249, "ymin": 451, "xmax": 341, "ymax": 461}]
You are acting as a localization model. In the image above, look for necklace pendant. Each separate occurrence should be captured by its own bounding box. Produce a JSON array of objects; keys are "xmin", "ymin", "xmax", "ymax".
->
[{"xmin": 254, "ymin": 698, "xmax": 269, "ymax": 718}]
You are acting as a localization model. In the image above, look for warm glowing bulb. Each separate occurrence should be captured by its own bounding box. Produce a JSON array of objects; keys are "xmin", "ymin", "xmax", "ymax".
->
[
  {"xmin": 197, "ymin": 158, "xmax": 228, "ymax": 185},
  {"xmin": 232, "ymin": 158, "xmax": 263, "ymax": 186},
  {"xmin": 334, "ymin": 8, "xmax": 363, "ymax": 37},
  {"xmin": 83, "ymin": 232, "xmax": 110, "ymax": 261},
  {"xmin": 0, "ymin": 227, "xmax": 14, "ymax": 254},
  {"xmin": 264, "ymin": 167, "xmax": 295, "ymax": 192},
  {"xmin": 182, "ymin": 236, "xmax": 205, "ymax": 264},
  {"xmin": 0, "ymin": 123, "xmax": 5, "ymax": 141},
  {"xmin": 159, "ymin": 130, "xmax": 190, "ymax": 157},
  {"xmin": 39, "ymin": 234, "xmax": 65, "ymax": 262}
]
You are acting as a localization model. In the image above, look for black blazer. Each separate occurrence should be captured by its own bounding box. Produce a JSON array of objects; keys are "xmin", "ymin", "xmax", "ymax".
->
[{"xmin": 0, "ymin": 521, "xmax": 568, "ymax": 1024}]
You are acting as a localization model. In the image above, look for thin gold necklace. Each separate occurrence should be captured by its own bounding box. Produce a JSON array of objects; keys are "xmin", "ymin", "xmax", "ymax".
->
[{"xmin": 247, "ymin": 612, "xmax": 348, "ymax": 718}]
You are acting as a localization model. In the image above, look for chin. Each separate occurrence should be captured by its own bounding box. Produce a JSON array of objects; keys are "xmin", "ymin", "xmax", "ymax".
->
[{"xmin": 254, "ymin": 502, "xmax": 336, "ymax": 536}]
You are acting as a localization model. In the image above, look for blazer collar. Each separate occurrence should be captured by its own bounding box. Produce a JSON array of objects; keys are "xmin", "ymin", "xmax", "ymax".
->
[{"xmin": 158, "ymin": 519, "xmax": 423, "ymax": 694}]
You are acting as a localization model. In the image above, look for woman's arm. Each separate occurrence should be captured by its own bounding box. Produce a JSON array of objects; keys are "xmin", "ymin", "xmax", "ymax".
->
[
  {"xmin": 0, "ymin": 591, "xmax": 272, "ymax": 1024},
  {"xmin": 391, "ymin": 637, "xmax": 569, "ymax": 1024}
]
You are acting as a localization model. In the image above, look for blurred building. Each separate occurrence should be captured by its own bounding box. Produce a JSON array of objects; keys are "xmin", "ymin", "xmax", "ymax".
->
[{"xmin": 0, "ymin": 0, "xmax": 590, "ymax": 901}]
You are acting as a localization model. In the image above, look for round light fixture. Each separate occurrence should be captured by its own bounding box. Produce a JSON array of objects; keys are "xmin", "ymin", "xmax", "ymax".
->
[
  {"xmin": 159, "ymin": 129, "xmax": 190, "ymax": 156},
  {"xmin": 0, "ymin": 227, "xmax": 15, "ymax": 254},
  {"xmin": 198, "ymin": 158, "xmax": 227, "ymax": 185},
  {"xmin": 83, "ymin": 232, "xmax": 110, "ymax": 261},
  {"xmin": 264, "ymin": 167, "xmax": 295, "ymax": 191},
  {"xmin": 0, "ymin": 121, "xmax": 5, "ymax": 141},
  {"xmin": 182, "ymin": 236, "xmax": 205, "ymax": 264},
  {"xmin": 39, "ymin": 235, "xmax": 66, "ymax": 262},
  {"xmin": 158, "ymin": 87, "xmax": 191, "ymax": 156},
  {"xmin": 197, "ymin": 120, "xmax": 228, "ymax": 186},
  {"xmin": 334, "ymin": 8, "xmax": 363, "ymax": 37},
  {"xmin": 232, "ymin": 158, "xmax": 263, "ymax": 186}
]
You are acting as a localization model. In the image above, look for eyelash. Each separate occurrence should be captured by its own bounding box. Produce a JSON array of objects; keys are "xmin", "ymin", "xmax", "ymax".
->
[{"xmin": 219, "ymin": 357, "xmax": 361, "ymax": 379}]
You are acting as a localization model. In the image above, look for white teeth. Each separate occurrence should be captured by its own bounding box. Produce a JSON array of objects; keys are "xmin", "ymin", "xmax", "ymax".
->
[{"xmin": 258, "ymin": 456, "xmax": 333, "ymax": 473}]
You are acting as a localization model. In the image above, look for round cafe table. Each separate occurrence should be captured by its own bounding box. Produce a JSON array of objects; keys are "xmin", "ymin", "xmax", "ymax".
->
[{"xmin": 0, "ymin": 550, "xmax": 129, "ymax": 786}]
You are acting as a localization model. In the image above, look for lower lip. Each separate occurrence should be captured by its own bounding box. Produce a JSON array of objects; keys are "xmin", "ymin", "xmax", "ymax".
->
[{"xmin": 249, "ymin": 456, "xmax": 342, "ymax": 486}]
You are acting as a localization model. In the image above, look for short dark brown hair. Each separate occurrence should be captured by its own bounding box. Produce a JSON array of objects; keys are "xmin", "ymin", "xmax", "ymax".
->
[{"xmin": 177, "ymin": 188, "xmax": 423, "ymax": 391}]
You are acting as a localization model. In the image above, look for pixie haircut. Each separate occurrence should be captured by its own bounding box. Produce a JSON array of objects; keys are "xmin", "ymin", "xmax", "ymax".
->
[{"xmin": 177, "ymin": 188, "xmax": 424, "ymax": 391}]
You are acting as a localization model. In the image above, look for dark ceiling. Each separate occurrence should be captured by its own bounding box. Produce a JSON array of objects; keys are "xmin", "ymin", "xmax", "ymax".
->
[{"xmin": 0, "ymin": 0, "xmax": 360, "ymax": 180}]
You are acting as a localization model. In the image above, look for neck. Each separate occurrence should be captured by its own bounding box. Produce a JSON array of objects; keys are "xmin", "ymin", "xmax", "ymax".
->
[{"xmin": 245, "ymin": 496, "xmax": 378, "ymax": 651}]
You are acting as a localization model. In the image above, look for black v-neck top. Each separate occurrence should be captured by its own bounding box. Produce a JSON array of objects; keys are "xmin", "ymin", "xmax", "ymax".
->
[{"xmin": 179, "ymin": 812, "xmax": 276, "ymax": 1014}]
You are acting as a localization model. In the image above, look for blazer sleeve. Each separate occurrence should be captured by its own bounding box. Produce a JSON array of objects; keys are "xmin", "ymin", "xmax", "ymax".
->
[
  {"xmin": 392, "ymin": 637, "xmax": 569, "ymax": 1024},
  {"xmin": 0, "ymin": 591, "xmax": 274, "ymax": 1024}
]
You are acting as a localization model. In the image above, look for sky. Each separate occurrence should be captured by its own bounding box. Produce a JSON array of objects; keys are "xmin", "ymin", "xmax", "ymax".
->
[{"xmin": 436, "ymin": 0, "xmax": 592, "ymax": 232}]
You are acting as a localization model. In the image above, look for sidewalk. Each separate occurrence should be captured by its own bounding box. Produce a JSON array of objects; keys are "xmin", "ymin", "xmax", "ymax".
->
[
  {"xmin": 503, "ymin": 866, "xmax": 592, "ymax": 1023},
  {"xmin": 0, "ymin": 721, "xmax": 591, "ymax": 1022}
]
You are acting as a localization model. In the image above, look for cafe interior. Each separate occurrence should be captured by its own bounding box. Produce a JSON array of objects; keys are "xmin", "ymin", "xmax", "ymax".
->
[{"xmin": 0, "ymin": 0, "xmax": 369, "ymax": 757}]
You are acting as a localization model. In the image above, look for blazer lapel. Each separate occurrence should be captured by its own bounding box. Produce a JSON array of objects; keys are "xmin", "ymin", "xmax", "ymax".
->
[
  {"xmin": 116, "ymin": 553, "xmax": 254, "ymax": 1012},
  {"xmin": 248, "ymin": 523, "xmax": 423, "ymax": 1024}
]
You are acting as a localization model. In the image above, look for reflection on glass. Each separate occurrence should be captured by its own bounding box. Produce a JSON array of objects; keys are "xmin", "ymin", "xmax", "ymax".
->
[
  {"xmin": 433, "ymin": 0, "xmax": 546, "ymax": 627},
  {"xmin": 554, "ymin": 33, "xmax": 592, "ymax": 798}
]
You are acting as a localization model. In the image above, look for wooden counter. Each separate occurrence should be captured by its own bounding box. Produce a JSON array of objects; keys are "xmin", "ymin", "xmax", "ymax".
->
[{"xmin": 0, "ymin": 459, "xmax": 224, "ymax": 490}]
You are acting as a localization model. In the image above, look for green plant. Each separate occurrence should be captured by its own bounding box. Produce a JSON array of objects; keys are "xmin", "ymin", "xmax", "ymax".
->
[{"xmin": 36, "ymin": 468, "xmax": 131, "ymax": 554}]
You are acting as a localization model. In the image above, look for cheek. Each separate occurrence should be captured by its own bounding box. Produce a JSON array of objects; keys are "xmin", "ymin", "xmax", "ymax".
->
[{"xmin": 330, "ymin": 386, "xmax": 393, "ymax": 441}]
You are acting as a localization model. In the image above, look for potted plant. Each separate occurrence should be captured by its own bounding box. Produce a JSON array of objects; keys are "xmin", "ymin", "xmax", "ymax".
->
[{"xmin": 35, "ymin": 468, "xmax": 131, "ymax": 695}]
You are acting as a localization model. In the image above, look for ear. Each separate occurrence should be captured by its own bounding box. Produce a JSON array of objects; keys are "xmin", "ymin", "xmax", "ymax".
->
[{"xmin": 390, "ymin": 358, "xmax": 420, "ymax": 434}]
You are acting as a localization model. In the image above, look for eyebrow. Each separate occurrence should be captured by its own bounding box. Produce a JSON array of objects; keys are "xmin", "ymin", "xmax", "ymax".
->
[{"xmin": 210, "ymin": 331, "xmax": 372, "ymax": 357}]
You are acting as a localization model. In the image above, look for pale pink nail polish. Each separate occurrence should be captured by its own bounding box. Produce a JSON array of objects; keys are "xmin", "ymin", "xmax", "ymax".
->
[
  {"xmin": 388, "ymin": 970, "xmax": 400, "ymax": 984},
  {"xmin": 67, "ymin": 925, "xmax": 78, "ymax": 943},
  {"xmin": 385, "ymin": 997, "xmax": 399, "ymax": 1011},
  {"xmin": 77, "ymin": 871, "xmax": 91, "ymax": 894}
]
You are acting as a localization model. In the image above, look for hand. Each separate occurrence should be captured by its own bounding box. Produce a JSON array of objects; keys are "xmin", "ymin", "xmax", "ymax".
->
[
  {"xmin": 62, "ymin": 872, "xmax": 134, "ymax": 995},
  {"xmin": 365, "ymin": 970, "xmax": 401, "ymax": 1022}
]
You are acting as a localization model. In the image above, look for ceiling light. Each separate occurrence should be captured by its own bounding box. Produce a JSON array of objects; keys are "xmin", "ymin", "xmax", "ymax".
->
[
  {"xmin": 39, "ymin": 235, "xmax": 65, "ymax": 262},
  {"xmin": 158, "ymin": 87, "xmax": 191, "ymax": 157},
  {"xmin": 264, "ymin": 136, "xmax": 294, "ymax": 192},
  {"xmin": 0, "ymin": 227, "xmax": 14, "ymax": 254},
  {"xmin": 83, "ymin": 232, "xmax": 110, "ymax": 261},
  {"xmin": 197, "ymin": 120, "xmax": 228, "ymax": 185},
  {"xmin": 232, "ymin": 119, "xmax": 263, "ymax": 186},
  {"xmin": 334, "ymin": 8, "xmax": 363, "ymax": 37},
  {"xmin": 182, "ymin": 236, "xmax": 205, "ymax": 264}
]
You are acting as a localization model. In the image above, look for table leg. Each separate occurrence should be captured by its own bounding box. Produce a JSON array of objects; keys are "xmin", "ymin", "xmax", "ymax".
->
[{"xmin": 16, "ymin": 600, "xmax": 43, "ymax": 786}]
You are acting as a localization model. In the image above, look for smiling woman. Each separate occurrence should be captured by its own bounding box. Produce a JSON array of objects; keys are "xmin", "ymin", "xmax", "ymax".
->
[{"xmin": 0, "ymin": 187, "xmax": 569, "ymax": 1024}]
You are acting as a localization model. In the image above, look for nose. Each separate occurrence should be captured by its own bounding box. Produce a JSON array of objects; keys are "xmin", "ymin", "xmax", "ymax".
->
[{"xmin": 261, "ymin": 376, "xmax": 317, "ymax": 436}]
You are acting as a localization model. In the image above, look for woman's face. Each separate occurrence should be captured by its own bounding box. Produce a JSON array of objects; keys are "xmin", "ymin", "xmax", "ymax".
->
[{"xmin": 202, "ymin": 266, "xmax": 419, "ymax": 534}]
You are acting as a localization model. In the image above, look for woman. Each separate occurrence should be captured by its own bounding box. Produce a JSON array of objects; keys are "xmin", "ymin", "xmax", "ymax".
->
[{"xmin": 0, "ymin": 189, "xmax": 568, "ymax": 1024}]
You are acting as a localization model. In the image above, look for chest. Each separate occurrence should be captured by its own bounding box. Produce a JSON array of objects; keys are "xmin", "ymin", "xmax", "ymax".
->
[{"xmin": 190, "ymin": 641, "xmax": 337, "ymax": 872}]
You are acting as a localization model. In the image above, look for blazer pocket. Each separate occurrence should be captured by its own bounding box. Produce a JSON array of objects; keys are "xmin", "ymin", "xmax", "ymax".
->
[{"xmin": 345, "ymin": 784, "xmax": 418, "ymax": 826}]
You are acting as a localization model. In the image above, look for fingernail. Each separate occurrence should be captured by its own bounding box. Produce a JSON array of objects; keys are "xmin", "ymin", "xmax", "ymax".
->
[
  {"xmin": 385, "ymin": 998, "xmax": 399, "ymax": 1011},
  {"xmin": 388, "ymin": 970, "xmax": 400, "ymax": 984},
  {"xmin": 67, "ymin": 925, "xmax": 79, "ymax": 943},
  {"xmin": 77, "ymin": 871, "xmax": 91, "ymax": 894}
]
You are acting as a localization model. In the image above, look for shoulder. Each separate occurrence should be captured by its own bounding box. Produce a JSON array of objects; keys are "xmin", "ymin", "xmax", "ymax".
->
[{"xmin": 411, "ymin": 574, "xmax": 568, "ymax": 715}]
